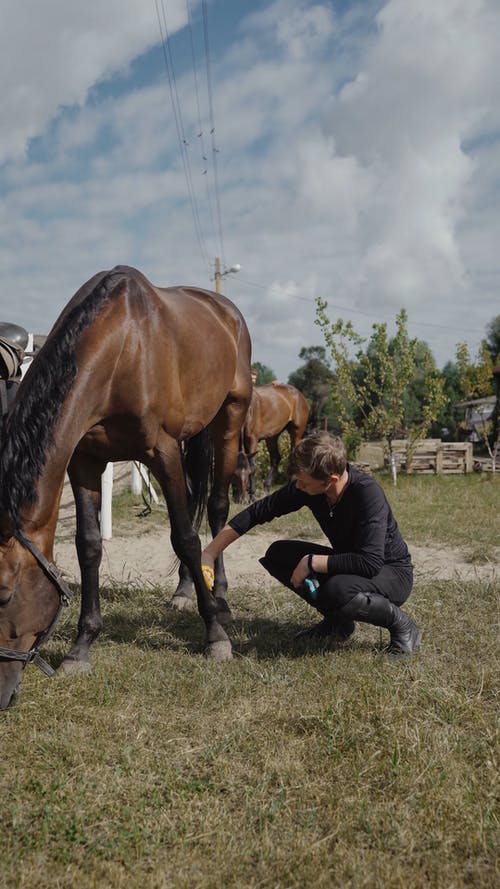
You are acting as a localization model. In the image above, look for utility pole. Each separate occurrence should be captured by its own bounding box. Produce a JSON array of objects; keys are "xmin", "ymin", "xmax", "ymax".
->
[
  {"xmin": 214, "ymin": 256, "xmax": 222, "ymax": 293},
  {"xmin": 213, "ymin": 257, "xmax": 240, "ymax": 293}
]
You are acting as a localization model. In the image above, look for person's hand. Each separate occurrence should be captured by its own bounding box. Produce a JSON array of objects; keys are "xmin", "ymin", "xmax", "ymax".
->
[
  {"xmin": 201, "ymin": 550, "xmax": 215, "ymax": 591},
  {"xmin": 290, "ymin": 554, "xmax": 310, "ymax": 589},
  {"xmin": 201, "ymin": 549, "xmax": 214, "ymax": 570}
]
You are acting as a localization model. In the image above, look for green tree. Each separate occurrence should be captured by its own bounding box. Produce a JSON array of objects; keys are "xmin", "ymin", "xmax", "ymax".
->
[
  {"xmin": 456, "ymin": 341, "xmax": 496, "ymax": 466},
  {"xmin": 288, "ymin": 346, "xmax": 336, "ymax": 429},
  {"xmin": 315, "ymin": 301, "xmax": 447, "ymax": 479},
  {"xmin": 484, "ymin": 314, "xmax": 500, "ymax": 364},
  {"xmin": 403, "ymin": 340, "xmax": 446, "ymax": 434},
  {"xmin": 434, "ymin": 360, "xmax": 465, "ymax": 439},
  {"xmin": 251, "ymin": 362, "xmax": 276, "ymax": 385},
  {"xmin": 455, "ymin": 341, "xmax": 494, "ymax": 400}
]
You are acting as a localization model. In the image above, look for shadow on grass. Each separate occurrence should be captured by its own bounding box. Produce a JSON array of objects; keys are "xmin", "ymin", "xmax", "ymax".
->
[{"xmin": 45, "ymin": 582, "xmax": 384, "ymax": 667}]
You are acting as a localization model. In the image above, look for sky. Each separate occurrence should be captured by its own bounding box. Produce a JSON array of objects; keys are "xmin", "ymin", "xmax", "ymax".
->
[{"xmin": 0, "ymin": 0, "xmax": 499, "ymax": 380}]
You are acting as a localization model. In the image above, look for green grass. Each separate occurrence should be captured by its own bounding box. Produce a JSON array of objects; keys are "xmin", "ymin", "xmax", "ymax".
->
[
  {"xmin": 377, "ymin": 471, "xmax": 499, "ymax": 550},
  {"xmin": 0, "ymin": 476, "xmax": 498, "ymax": 888}
]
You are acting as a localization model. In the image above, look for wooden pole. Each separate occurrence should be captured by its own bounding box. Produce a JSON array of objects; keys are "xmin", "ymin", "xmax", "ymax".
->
[
  {"xmin": 214, "ymin": 256, "xmax": 221, "ymax": 293},
  {"xmin": 100, "ymin": 462, "xmax": 113, "ymax": 540}
]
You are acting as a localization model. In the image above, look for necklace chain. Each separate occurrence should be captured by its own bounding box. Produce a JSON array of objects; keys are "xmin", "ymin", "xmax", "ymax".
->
[{"xmin": 326, "ymin": 473, "xmax": 348, "ymax": 516}]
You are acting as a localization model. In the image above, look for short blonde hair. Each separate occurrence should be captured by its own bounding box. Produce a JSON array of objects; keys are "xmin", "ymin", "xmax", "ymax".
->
[{"xmin": 288, "ymin": 432, "xmax": 347, "ymax": 480}]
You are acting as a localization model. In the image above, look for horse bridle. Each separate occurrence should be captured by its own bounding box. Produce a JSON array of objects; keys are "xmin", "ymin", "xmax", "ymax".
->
[{"xmin": 0, "ymin": 529, "xmax": 74, "ymax": 677}]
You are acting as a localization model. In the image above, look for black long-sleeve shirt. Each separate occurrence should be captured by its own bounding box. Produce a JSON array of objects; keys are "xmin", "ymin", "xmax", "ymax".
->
[{"xmin": 229, "ymin": 465, "xmax": 412, "ymax": 579}]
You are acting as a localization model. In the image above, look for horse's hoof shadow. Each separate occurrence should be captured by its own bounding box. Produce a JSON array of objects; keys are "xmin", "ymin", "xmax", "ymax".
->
[{"xmin": 215, "ymin": 598, "xmax": 233, "ymax": 627}]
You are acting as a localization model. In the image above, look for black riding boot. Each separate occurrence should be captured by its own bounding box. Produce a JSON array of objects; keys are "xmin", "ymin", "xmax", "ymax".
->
[
  {"xmin": 293, "ymin": 581, "xmax": 355, "ymax": 641},
  {"xmin": 258, "ymin": 552, "xmax": 356, "ymax": 642},
  {"xmin": 338, "ymin": 592, "xmax": 421, "ymax": 656},
  {"xmin": 294, "ymin": 615, "xmax": 355, "ymax": 641}
]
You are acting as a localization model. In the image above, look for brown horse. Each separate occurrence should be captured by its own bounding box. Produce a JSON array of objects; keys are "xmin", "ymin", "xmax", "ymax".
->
[
  {"xmin": 233, "ymin": 383, "xmax": 309, "ymax": 501},
  {"xmin": 0, "ymin": 266, "xmax": 252, "ymax": 708}
]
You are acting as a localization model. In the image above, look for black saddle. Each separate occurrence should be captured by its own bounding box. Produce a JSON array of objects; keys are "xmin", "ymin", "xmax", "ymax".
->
[
  {"xmin": 0, "ymin": 323, "xmax": 28, "ymax": 418},
  {"xmin": 0, "ymin": 322, "xmax": 28, "ymax": 350}
]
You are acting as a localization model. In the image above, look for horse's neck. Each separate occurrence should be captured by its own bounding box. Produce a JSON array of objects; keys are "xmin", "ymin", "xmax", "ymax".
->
[
  {"xmin": 21, "ymin": 395, "xmax": 92, "ymax": 546},
  {"xmin": 25, "ymin": 475, "xmax": 67, "ymax": 555}
]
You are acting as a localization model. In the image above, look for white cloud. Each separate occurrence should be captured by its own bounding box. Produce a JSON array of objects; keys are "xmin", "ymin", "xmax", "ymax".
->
[
  {"xmin": 0, "ymin": 0, "xmax": 189, "ymax": 161},
  {"xmin": 0, "ymin": 0, "xmax": 498, "ymax": 381}
]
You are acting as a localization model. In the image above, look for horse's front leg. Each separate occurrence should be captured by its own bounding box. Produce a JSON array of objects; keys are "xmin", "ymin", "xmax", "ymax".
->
[
  {"xmin": 172, "ymin": 561, "xmax": 196, "ymax": 611},
  {"xmin": 149, "ymin": 440, "xmax": 232, "ymax": 659},
  {"xmin": 247, "ymin": 454, "xmax": 257, "ymax": 501},
  {"xmin": 59, "ymin": 454, "xmax": 106, "ymax": 675},
  {"xmin": 205, "ymin": 487, "xmax": 233, "ymax": 625},
  {"xmin": 263, "ymin": 437, "xmax": 280, "ymax": 493},
  {"xmin": 205, "ymin": 419, "xmax": 248, "ymax": 623}
]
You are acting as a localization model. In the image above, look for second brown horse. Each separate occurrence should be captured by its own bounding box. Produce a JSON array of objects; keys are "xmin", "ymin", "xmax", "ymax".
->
[{"xmin": 233, "ymin": 383, "xmax": 310, "ymax": 501}]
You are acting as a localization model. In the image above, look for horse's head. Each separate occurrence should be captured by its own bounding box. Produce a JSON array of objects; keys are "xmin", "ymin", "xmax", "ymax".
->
[{"xmin": 0, "ymin": 528, "xmax": 62, "ymax": 709}]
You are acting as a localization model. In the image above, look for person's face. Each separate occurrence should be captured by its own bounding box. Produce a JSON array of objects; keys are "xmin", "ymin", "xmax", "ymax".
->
[{"xmin": 294, "ymin": 471, "xmax": 338, "ymax": 495}]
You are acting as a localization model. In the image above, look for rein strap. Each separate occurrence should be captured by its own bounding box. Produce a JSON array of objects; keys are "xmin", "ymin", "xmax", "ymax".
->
[
  {"xmin": 0, "ymin": 531, "xmax": 75, "ymax": 677},
  {"xmin": 14, "ymin": 529, "xmax": 73, "ymax": 604}
]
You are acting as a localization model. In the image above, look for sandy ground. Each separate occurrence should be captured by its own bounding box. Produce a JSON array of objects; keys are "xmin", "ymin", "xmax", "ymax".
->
[{"xmin": 53, "ymin": 464, "xmax": 498, "ymax": 589}]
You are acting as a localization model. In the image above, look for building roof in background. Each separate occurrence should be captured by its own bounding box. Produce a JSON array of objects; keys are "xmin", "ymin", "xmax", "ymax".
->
[{"xmin": 455, "ymin": 396, "xmax": 496, "ymax": 408}]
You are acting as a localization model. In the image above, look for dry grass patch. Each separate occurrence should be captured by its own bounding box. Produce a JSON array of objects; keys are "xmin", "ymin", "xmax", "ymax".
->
[{"xmin": 1, "ymin": 570, "xmax": 498, "ymax": 888}]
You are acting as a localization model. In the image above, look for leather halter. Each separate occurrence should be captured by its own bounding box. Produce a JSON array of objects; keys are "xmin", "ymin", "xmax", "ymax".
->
[{"xmin": 0, "ymin": 529, "xmax": 74, "ymax": 677}]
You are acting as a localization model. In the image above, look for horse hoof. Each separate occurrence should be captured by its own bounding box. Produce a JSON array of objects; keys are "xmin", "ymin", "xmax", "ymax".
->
[
  {"xmin": 215, "ymin": 598, "xmax": 233, "ymax": 626},
  {"xmin": 57, "ymin": 658, "xmax": 92, "ymax": 676},
  {"xmin": 207, "ymin": 640, "xmax": 233, "ymax": 660},
  {"xmin": 171, "ymin": 595, "xmax": 196, "ymax": 612}
]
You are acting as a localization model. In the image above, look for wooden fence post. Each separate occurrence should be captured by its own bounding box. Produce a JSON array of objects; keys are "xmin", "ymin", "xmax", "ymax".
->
[{"xmin": 100, "ymin": 462, "xmax": 113, "ymax": 540}]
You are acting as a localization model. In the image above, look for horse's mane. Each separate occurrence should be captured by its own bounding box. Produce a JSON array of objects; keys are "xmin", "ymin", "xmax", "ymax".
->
[{"xmin": 0, "ymin": 268, "xmax": 127, "ymax": 531}]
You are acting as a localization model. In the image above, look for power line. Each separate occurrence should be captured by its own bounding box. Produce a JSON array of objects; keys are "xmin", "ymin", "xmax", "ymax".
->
[
  {"xmin": 154, "ymin": 0, "xmax": 211, "ymax": 271},
  {"xmin": 201, "ymin": 0, "xmax": 225, "ymax": 268},
  {"xmin": 186, "ymin": 0, "xmax": 217, "ymax": 245},
  {"xmin": 237, "ymin": 274, "xmax": 486, "ymax": 335}
]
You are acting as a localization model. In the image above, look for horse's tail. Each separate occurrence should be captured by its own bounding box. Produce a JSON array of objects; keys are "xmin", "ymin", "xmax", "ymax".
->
[{"xmin": 183, "ymin": 428, "xmax": 214, "ymax": 530}]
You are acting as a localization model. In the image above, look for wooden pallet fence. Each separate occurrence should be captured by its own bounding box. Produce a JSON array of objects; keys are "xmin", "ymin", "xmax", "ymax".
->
[
  {"xmin": 388, "ymin": 440, "xmax": 408, "ymax": 468},
  {"xmin": 437, "ymin": 442, "xmax": 474, "ymax": 474},
  {"xmin": 387, "ymin": 440, "xmax": 473, "ymax": 474},
  {"xmin": 406, "ymin": 439, "xmax": 440, "ymax": 474},
  {"xmin": 473, "ymin": 438, "xmax": 500, "ymax": 472}
]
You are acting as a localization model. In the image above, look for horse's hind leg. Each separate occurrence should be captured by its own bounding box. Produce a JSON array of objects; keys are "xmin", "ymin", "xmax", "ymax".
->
[{"xmin": 59, "ymin": 453, "xmax": 106, "ymax": 675}]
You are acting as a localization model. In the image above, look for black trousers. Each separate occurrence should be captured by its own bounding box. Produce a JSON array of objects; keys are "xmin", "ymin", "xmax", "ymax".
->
[{"xmin": 259, "ymin": 539, "xmax": 413, "ymax": 615}]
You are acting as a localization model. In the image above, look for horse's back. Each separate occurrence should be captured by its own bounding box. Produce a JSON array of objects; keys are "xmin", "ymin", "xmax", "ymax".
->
[
  {"xmin": 43, "ymin": 266, "xmax": 252, "ymax": 451},
  {"xmin": 67, "ymin": 266, "xmax": 250, "ymax": 388},
  {"xmin": 246, "ymin": 383, "xmax": 309, "ymax": 444},
  {"xmin": 54, "ymin": 266, "xmax": 248, "ymax": 345},
  {"xmin": 129, "ymin": 277, "xmax": 251, "ymax": 404}
]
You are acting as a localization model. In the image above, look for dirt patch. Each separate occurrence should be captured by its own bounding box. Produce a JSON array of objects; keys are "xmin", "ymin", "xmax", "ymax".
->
[
  {"xmin": 55, "ymin": 534, "xmax": 498, "ymax": 588},
  {"xmin": 55, "ymin": 477, "xmax": 498, "ymax": 590}
]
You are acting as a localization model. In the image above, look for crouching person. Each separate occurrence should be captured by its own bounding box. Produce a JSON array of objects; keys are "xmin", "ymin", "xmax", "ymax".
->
[{"xmin": 202, "ymin": 432, "xmax": 421, "ymax": 657}]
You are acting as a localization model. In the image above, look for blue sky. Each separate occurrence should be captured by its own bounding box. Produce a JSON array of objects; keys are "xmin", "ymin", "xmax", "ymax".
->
[{"xmin": 0, "ymin": 0, "xmax": 498, "ymax": 379}]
